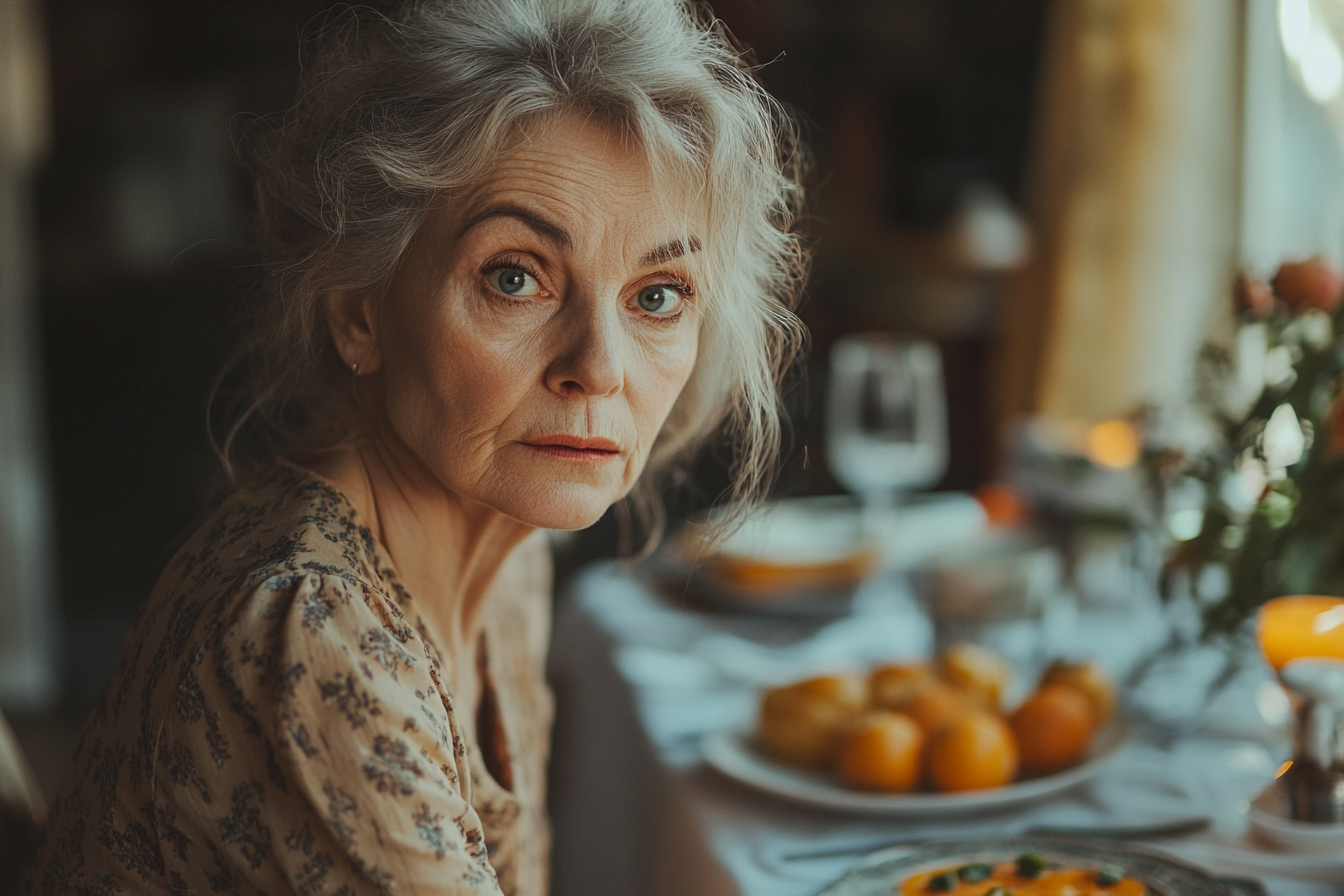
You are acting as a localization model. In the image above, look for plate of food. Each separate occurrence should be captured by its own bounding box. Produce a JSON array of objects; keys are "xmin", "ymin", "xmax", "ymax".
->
[
  {"xmin": 658, "ymin": 493, "xmax": 987, "ymax": 617},
  {"xmin": 659, "ymin": 495, "xmax": 881, "ymax": 616},
  {"xmin": 702, "ymin": 645, "xmax": 1127, "ymax": 817},
  {"xmin": 815, "ymin": 837, "xmax": 1224, "ymax": 896}
]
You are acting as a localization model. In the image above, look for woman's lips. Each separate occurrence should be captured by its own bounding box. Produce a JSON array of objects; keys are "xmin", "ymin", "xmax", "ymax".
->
[{"xmin": 523, "ymin": 435, "xmax": 620, "ymax": 463}]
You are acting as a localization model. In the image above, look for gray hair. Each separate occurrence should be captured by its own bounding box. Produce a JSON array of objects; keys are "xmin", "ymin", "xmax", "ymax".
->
[{"xmin": 223, "ymin": 0, "xmax": 809, "ymax": 548}]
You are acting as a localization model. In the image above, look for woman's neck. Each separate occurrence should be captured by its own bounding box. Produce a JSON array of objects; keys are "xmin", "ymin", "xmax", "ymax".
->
[{"xmin": 308, "ymin": 433, "xmax": 535, "ymax": 658}]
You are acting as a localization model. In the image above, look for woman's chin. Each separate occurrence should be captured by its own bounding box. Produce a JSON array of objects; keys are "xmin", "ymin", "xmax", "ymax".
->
[{"xmin": 490, "ymin": 483, "xmax": 620, "ymax": 531}]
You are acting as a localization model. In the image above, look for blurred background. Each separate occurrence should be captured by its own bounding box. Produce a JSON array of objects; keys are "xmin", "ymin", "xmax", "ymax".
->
[{"xmin": 4, "ymin": 0, "xmax": 1344, "ymax": 811}]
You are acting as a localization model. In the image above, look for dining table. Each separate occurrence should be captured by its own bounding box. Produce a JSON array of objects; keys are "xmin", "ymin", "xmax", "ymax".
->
[{"xmin": 545, "ymin": 494, "xmax": 1344, "ymax": 896}]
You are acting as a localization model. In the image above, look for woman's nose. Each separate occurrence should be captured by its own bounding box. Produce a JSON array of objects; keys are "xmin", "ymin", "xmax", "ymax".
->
[{"xmin": 544, "ymin": 297, "xmax": 624, "ymax": 398}]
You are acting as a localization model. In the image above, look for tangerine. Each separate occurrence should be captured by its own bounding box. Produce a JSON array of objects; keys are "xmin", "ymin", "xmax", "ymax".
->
[
  {"xmin": 835, "ymin": 711, "xmax": 925, "ymax": 792},
  {"xmin": 757, "ymin": 673, "xmax": 868, "ymax": 767},
  {"xmin": 893, "ymin": 680, "xmax": 971, "ymax": 735},
  {"xmin": 869, "ymin": 662, "xmax": 935, "ymax": 709},
  {"xmin": 1009, "ymin": 683, "xmax": 1097, "ymax": 776},
  {"xmin": 1040, "ymin": 659, "xmax": 1116, "ymax": 724},
  {"xmin": 925, "ymin": 710, "xmax": 1019, "ymax": 792},
  {"xmin": 938, "ymin": 642, "xmax": 1011, "ymax": 711}
]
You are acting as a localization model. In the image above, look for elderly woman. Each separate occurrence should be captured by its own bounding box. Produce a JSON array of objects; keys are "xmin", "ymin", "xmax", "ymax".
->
[{"xmin": 23, "ymin": 0, "xmax": 805, "ymax": 893}]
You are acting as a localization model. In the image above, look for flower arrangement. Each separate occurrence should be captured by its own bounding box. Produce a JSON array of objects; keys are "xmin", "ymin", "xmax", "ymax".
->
[{"xmin": 1153, "ymin": 257, "xmax": 1344, "ymax": 638}]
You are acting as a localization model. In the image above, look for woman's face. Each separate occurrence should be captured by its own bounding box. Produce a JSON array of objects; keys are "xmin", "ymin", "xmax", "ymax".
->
[{"xmin": 348, "ymin": 114, "xmax": 702, "ymax": 529}]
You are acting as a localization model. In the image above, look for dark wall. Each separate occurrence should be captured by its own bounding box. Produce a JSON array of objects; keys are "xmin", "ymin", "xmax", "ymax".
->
[{"xmin": 39, "ymin": 0, "xmax": 360, "ymax": 708}]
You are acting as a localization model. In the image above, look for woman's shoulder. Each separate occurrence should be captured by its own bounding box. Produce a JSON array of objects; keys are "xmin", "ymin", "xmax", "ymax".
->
[
  {"xmin": 81, "ymin": 460, "xmax": 459, "ymax": 796},
  {"xmin": 170, "ymin": 462, "xmax": 381, "ymax": 593},
  {"xmin": 28, "ymin": 467, "xmax": 499, "ymax": 895},
  {"xmin": 97, "ymin": 462, "xmax": 412, "ymax": 730}
]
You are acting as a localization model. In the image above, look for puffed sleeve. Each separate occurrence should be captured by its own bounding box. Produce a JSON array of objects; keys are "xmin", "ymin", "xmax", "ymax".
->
[{"xmin": 218, "ymin": 570, "xmax": 504, "ymax": 895}]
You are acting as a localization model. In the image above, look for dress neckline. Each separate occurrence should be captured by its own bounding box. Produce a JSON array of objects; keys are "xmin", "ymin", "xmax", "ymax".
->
[{"xmin": 274, "ymin": 457, "xmax": 517, "ymax": 795}]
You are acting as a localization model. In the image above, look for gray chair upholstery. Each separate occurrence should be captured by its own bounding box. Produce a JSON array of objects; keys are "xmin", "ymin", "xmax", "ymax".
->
[{"xmin": 0, "ymin": 710, "xmax": 44, "ymax": 896}]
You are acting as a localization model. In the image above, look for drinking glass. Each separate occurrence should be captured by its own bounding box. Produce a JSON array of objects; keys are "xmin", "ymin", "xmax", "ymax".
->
[{"xmin": 825, "ymin": 333, "xmax": 948, "ymax": 530}]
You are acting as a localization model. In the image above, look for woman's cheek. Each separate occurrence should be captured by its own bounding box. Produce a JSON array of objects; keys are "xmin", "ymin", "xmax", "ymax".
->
[
  {"xmin": 641, "ymin": 329, "xmax": 699, "ymax": 427},
  {"xmin": 384, "ymin": 314, "xmax": 501, "ymax": 453},
  {"xmin": 430, "ymin": 288, "xmax": 538, "ymax": 381},
  {"xmin": 670, "ymin": 322, "xmax": 701, "ymax": 386}
]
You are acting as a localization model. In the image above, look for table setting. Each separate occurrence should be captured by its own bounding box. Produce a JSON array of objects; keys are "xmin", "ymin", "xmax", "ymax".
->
[{"xmin": 548, "ymin": 321, "xmax": 1344, "ymax": 896}]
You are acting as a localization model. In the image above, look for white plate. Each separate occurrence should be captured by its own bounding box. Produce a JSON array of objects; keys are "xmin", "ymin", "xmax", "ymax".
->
[{"xmin": 702, "ymin": 721, "xmax": 1128, "ymax": 817}]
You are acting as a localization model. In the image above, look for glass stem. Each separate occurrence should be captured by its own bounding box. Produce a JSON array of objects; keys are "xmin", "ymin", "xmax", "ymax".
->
[{"xmin": 861, "ymin": 488, "xmax": 896, "ymax": 561}]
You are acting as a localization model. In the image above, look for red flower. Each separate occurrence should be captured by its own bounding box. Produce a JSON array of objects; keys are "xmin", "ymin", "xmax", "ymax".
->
[
  {"xmin": 1272, "ymin": 256, "xmax": 1344, "ymax": 313},
  {"xmin": 1235, "ymin": 271, "xmax": 1275, "ymax": 318}
]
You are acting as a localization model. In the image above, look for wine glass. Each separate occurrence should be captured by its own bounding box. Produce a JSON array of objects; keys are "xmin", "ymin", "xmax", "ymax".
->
[{"xmin": 825, "ymin": 333, "xmax": 948, "ymax": 536}]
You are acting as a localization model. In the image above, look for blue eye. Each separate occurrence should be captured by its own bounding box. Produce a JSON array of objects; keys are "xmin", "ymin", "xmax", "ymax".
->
[
  {"xmin": 636, "ymin": 285, "xmax": 683, "ymax": 314},
  {"xmin": 494, "ymin": 268, "xmax": 541, "ymax": 296}
]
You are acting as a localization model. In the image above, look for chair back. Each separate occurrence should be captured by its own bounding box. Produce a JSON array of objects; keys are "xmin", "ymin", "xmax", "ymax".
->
[{"xmin": 0, "ymin": 709, "xmax": 44, "ymax": 896}]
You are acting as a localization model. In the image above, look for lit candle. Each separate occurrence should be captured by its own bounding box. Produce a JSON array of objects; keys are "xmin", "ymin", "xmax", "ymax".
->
[
  {"xmin": 1085, "ymin": 419, "xmax": 1141, "ymax": 470},
  {"xmin": 1257, "ymin": 595, "xmax": 1344, "ymax": 671}
]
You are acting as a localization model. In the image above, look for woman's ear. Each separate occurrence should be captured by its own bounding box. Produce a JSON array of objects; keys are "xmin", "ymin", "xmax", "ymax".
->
[{"xmin": 326, "ymin": 289, "xmax": 383, "ymax": 375}]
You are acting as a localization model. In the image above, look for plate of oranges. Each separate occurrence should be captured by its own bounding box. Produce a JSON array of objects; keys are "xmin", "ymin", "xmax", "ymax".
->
[{"xmin": 702, "ymin": 645, "xmax": 1127, "ymax": 816}]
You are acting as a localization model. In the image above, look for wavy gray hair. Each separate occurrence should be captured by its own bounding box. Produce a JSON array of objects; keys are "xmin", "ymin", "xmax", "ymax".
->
[{"xmin": 222, "ymin": 0, "xmax": 809, "ymax": 547}]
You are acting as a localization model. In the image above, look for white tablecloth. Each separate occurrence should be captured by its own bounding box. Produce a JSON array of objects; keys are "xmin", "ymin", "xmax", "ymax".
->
[{"xmin": 548, "ymin": 549, "xmax": 1344, "ymax": 896}]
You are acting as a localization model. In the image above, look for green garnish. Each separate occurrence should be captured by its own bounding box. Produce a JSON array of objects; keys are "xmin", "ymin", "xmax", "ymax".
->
[
  {"xmin": 984, "ymin": 887, "xmax": 1007, "ymax": 896},
  {"xmin": 925, "ymin": 871, "xmax": 957, "ymax": 892},
  {"xmin": 957, "ymin": 863, "xmax": 993, "ymax": 883},
  {"xmin": 1015, "ymin": 853, "xmax": 1047, "ymax": 878},
  {"xmin": 1096, "ymin": 865, "xmax": 1124, "ymax": 887}
]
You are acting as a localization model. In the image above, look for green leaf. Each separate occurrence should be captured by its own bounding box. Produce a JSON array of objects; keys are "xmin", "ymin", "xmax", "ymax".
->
[{"xmin": 1016, "ymin": 854, "xmax": 1047, "ymax": 878}]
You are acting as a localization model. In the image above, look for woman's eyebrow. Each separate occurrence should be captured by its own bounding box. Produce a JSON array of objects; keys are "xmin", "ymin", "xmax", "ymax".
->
[
  {"xmin": 459, "ymin": 204, "xmax": 699, "ymax": 267},
  {"xmin": 640, "ymin": 236, "xmax": 701, "ymax": 267},
  {"xmin": 461, "ymin": 203, "xmax": 573, "ymax": 251}
]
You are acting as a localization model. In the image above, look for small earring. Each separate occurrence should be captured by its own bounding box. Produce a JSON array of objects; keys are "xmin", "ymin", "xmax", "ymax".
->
[{"xmin": 351, "ymin": 361, "xmax": 361, "ymax": 376}]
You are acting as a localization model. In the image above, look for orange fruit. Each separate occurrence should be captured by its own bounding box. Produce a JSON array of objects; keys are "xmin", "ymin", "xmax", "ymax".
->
[
  {"xmin": 835, "ymin": 711, "xmax": 925, "ymax": 792},
  {"xmin": 1256, "ymin": 595, "xmax": 1344, "ymax": 670},
  {"xmin": 757, "ymin": 673, "xmax": 868, "ymax": 767},
  {"xmin": 893, "ymin": 680, "xmax": 971, "ymax": 735},
  {"xmin": 925, "ymin": 710, "xmax": 1019, "ymax": 792},
  {"xmin": 869, "ymin": 662, "xmax": 935, "ymax": 709},
  {"xmin": 938, "ymin": 642, "xmax": 1011, "ymax": 711},
  {"xmin": 975, "ymin": 483, "xmax": 1028, "ymax": 527},
  {"xmin": 1009, "ymin": 683, "xmax": 1097, "ymax": 776},
  {"xmin": 1040, "ymin": 660, "xmax": 1116, "ymax": 724},
  {"xmin": 787, "ymin": 673, "xmax": 869, "ymax": 706}
]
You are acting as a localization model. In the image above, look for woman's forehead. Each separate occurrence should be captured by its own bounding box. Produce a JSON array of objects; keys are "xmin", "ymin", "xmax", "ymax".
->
[
  {"xmin": 445, "ymin": 120, "xmax": 707, "ymax": 256},
  {"xmin": 498, "ymin": 116, "xmax": 700, "ymax": 205}
]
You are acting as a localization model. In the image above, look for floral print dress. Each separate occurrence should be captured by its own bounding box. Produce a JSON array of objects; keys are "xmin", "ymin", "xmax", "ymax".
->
[{"xmin": 21, "ymin": 464, "xmax": 554, "ymax": 895}]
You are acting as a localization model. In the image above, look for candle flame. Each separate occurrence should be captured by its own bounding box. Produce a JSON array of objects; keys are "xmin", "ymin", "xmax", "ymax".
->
[{"xmin": 1086, "ymin": 420, "xmax": 1141, "ymax": 469}]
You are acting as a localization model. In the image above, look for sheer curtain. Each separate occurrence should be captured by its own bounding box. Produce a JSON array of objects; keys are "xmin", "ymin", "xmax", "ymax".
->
[
  {"xmin": 0, "ymin": 0, "xmax": 56, "ymax": 711},
  {"xmin": 1242, "ymin": 0, "xmax": 1344, "ymax": 273},
  {"xmin": 995, "ymin": 0, "xmax": 1244, "ymax": 425}
]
